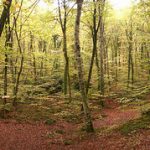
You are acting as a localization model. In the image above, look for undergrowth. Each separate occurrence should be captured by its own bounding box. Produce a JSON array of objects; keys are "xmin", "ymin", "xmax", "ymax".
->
[{"xmin": 118, "ymin": 109, "xmax": 150, "ymax": 135}]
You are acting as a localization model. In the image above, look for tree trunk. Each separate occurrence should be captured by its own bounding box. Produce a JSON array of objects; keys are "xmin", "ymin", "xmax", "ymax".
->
[
  {"xmin": 13, "ymin": 18, "xmax": 24, "ymax": 106},
  {"xmin": 63, "ymin": 31, "xmax": 69, "ymax": 95},
  {"xmin": 74, "ymin": 0, "xmax": 94, "ymax": 132},
  {"xmin": 0, "ymin": 0, "xmax": 12, "ymax": 37},
  {"xmin": 58, "ymin": 0, "xmax": 72, "ymax": 99},
  {"xmin": 30, "ymin": 33, "xmax": 37, "ymax": 82},
  {"xmin": 99, "ymin": 0, "xmax": 105, "ymax": 95},
  {"xmin": 127, "ymin": 21, "xmax": 134, "ymax": 88},
  {"xmin": 86, "ymin": 0, "xmax": 99, "ymax": 94}
]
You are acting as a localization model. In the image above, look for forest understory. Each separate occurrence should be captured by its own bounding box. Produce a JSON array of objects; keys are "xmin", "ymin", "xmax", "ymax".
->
[
  {"xmin": 0, "ymin": 93, "xmax": 150, "ymax": 150},
  {"xmin": 0, "ymin": 0, "xmax": 150, "ymax": 149}
]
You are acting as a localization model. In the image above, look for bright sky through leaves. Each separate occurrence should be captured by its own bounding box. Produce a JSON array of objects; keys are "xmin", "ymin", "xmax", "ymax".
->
[
  {"xmin": 38, "ymin": 0, "xmax": 49, "ymax": 9},
  {"xmin": 109, "ymin": 0, "xmax": 132, "ymax": 10},
  {"xmin": 109, "ymin": 0, "xmax": 140, "ymax": 10},
  {"xmin": 38, "ymin": 0, "xmax": 139, "ymax": 11}
]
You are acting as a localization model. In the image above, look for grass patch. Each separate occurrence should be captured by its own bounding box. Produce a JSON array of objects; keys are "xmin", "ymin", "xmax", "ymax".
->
[
  {"xmin": 142, "ymin": 108, "xmax": 150, "ymax": 116},
  {"xmin": 118, "ymin": 111, "xmax": 150, "ymax": 135},
  {"xmin": 45, "ymin": 119, "xmax": 56, "ymax": 125},
  {"xmin": 62, "ymin": 113, "xmax": 82, "ymax": 123},
  {"xmin": 63, "ymin": 139, "xmax": 73, "ymax": 145}
]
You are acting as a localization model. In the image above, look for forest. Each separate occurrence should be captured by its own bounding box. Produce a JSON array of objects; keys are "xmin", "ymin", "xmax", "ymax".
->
[{"xmin": 0, "ymin": 0, "xmax": 150, "ymax": 149}]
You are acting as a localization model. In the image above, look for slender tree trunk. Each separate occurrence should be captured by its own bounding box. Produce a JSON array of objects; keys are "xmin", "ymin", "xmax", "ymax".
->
[
  {"xmin": 4, "ymin": 16, "xmax": 11, "ymax": 104},
  {"xmin": 67, "ymin": 58, "xmax": 72, "ymax": 101},
  {"xmin": 63, "ymin": 31, "xmax": 69, "ymax": 95},
  {"xmin": 40, "ymin": 40, "xmax": 47, "ymax": 77},
  {"xmin": 106, "ymin": 43, "xmax": 111, "ymax": 93},
  {"xmin": 0, "ymin": 0, "xmax": 12, "ymax": 37},
  {"xmin": 74, "ymin": 0, "xmax": 94, "ymax": 132},
  {"xmin": 99, "ymin": 0, "xmax": 105, "ymax": 95},
  {"xmin": 2, "ymin": 4, "xmax": 13, "ymax": 117},
  {"xmin": 114, "ymin": 38, "xmax": 118, "ymax": 82},
  {"xmin": 58, "ymin": 0, "xmax": 72, "ymax": 99},
  {"xmin": 127, "ymin": 22, "xmax": 134, "ymax": 88},
  {"xmin": 86, "ymin": 0, "xmax": 99, "ymax": 94},
  {"xmin": 13, "ymin": 17, "xmax": 24, "ymax": 106},
  {"xmin": 95, "ymin": 48, "xmax": 101, "ymax": 90},
  {"xmin": 13, "ymin": 55, "xmax": 24, "ymax": 105},
  {"xmin": 30, "ymin": 33, "xmax": 37, "ymax": 82}
]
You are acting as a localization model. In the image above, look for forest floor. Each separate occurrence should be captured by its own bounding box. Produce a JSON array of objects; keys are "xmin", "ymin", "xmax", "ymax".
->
[{"xmin": 0, "ymin": 94, "xmax": 150, "ymax": 150}]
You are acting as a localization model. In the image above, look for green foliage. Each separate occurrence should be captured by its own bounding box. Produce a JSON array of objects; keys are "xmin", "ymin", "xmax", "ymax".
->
[
  {"xmin": 62, "ymin": 113, "xmax": 82, "ymax": 123},
  {"xmin": 0, "ymin": 103, "xmax": 13, "ymax": 112},
  {"xmin": 142, "ymin": 108, "xmax": 150, "ymax": 118},
  {"xmin": 118, "ymin": 114, "xmax": 150, "ymax": 135},
  {"xmin": 45, "ymin": 119, "xmax": 56, "ymax": 125},
  {"xmin": 98, "ymin": 100, "xmax": 105, "ymax": 108},
  {"xmin": 80, "ymin": 122, "xmax": 95, "ymax": 133},
  {"xmin": 47, "ymin": 133, "xmax": 55, "ymax": 138},
  {"xmin": 63, "ymin": 139, "xmax": 73, "ymax": 145}
]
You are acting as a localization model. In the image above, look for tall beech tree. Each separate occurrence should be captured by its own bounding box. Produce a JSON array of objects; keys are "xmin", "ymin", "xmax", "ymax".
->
[
  {"xmin": 3, "ymin": 3, "xmax": 11, "ymax": 105},
  {"xmin": 126, "ymin": 18, "xmax": 134, "ymax": 87},
  {"xmin": 2, "ymin": 1, "xmax": 12, "ymax": 117},
  {"xmin": 86, "ymin": 0, "xmax": 101, "ymax": 94},
  {"xmin": 57, "ymin": 0, "xmax": 72, "ymax": 98},
  {"xmin": 98, "ymin": 0, "xmax": 105, "ymax": 95},
  {"xmin": 74, "ymin": 0, "xmax": 94, "ymax": 132}
]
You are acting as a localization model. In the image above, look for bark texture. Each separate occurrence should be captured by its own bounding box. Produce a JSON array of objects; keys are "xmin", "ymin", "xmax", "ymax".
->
[
  {"xmin": 74, "ymin": 0, "xmax": 94, "ymax": 132},
  {"xmin": 0, "ymin": 0, "xmax": 12, "ymax": 37}
]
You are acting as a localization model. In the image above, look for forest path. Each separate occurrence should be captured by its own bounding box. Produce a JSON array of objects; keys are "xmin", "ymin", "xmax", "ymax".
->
[
  {"xmin": 92, "ymin": 98, "xmax": 141, "ymax": 128},
  {"xmin": 0, "ymin": 95, "xmax": 149, "ymax": 150}
]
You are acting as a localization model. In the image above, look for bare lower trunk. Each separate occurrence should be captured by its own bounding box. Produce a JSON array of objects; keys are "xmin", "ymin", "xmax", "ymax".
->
[
  {"xmin": 3, "ymin": 5, "xmax": 12, "ymax": 117},
  {"xmin": 13, "ymin": 19, "xmax": 24, "ymax": 106}
]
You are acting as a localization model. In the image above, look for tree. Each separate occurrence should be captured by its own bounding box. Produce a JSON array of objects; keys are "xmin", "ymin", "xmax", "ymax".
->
[
  {"xmin": 57, "ymin": 0, "xmax": 72, "ymax": 99},
  {"xmin": 86, "ymin": 0, "xmax": 101, "ymax": 94},
  {"xmin": 98, "ymin": 0, "xmax": 105, "ymax": 95},
  {"xmin": 74, "ymin": 0, "xmax": 94, "ymax": 132},
  {"xmin": 126, "ymin": 18, "xmax": 134, "ymax": 87},
  {"xmin": 0, "ymin": 0, "xmax": 12, "ymax": 37}
]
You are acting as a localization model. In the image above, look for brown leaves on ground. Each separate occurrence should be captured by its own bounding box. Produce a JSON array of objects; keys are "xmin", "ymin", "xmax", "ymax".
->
[{"xmin": 0, "ymin": 96, "xmax": 150, "ymax": 150}]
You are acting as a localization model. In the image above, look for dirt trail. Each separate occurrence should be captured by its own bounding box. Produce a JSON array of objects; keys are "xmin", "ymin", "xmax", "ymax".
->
[{"xmin": 94, "ymin": 99, "xmax": 141, "ymax": 128}]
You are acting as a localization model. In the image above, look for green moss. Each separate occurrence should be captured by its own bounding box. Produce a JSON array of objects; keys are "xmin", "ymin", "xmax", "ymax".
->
[
  {"xmin": 63, "ymin": 139, "xmax": 73, "ymax": 145},
  {"xmin": 98, "ymin": 100, "xmax": 105, "ymax": 108},
  {"xmin": 80, "ymin": 123, "xmax": 95, "ymax": 133},
  {"xmin": 62, "ymin": 113, "xmax": 82, "ymax": 123},
  {"xmin": 47, "ymin": 133, "xmax": 55, "ymax": 138},
  {"xmin": 45, "ymin": 119, "xmax": 56, "ymax": 125},
  {"xmin": 0, "ymin": 103, "xmax": 13, "ymax": 112},
  {"xmin": 142, "ymin": 108, "xmax": 150, "ymax": 117},
  {"xmin": 55, "ymin": 129, "xmax": 65, "ymax": 134},
  {"xmin": 118, "ymin": 116, "xmax": 150, "ymax": 135}
]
